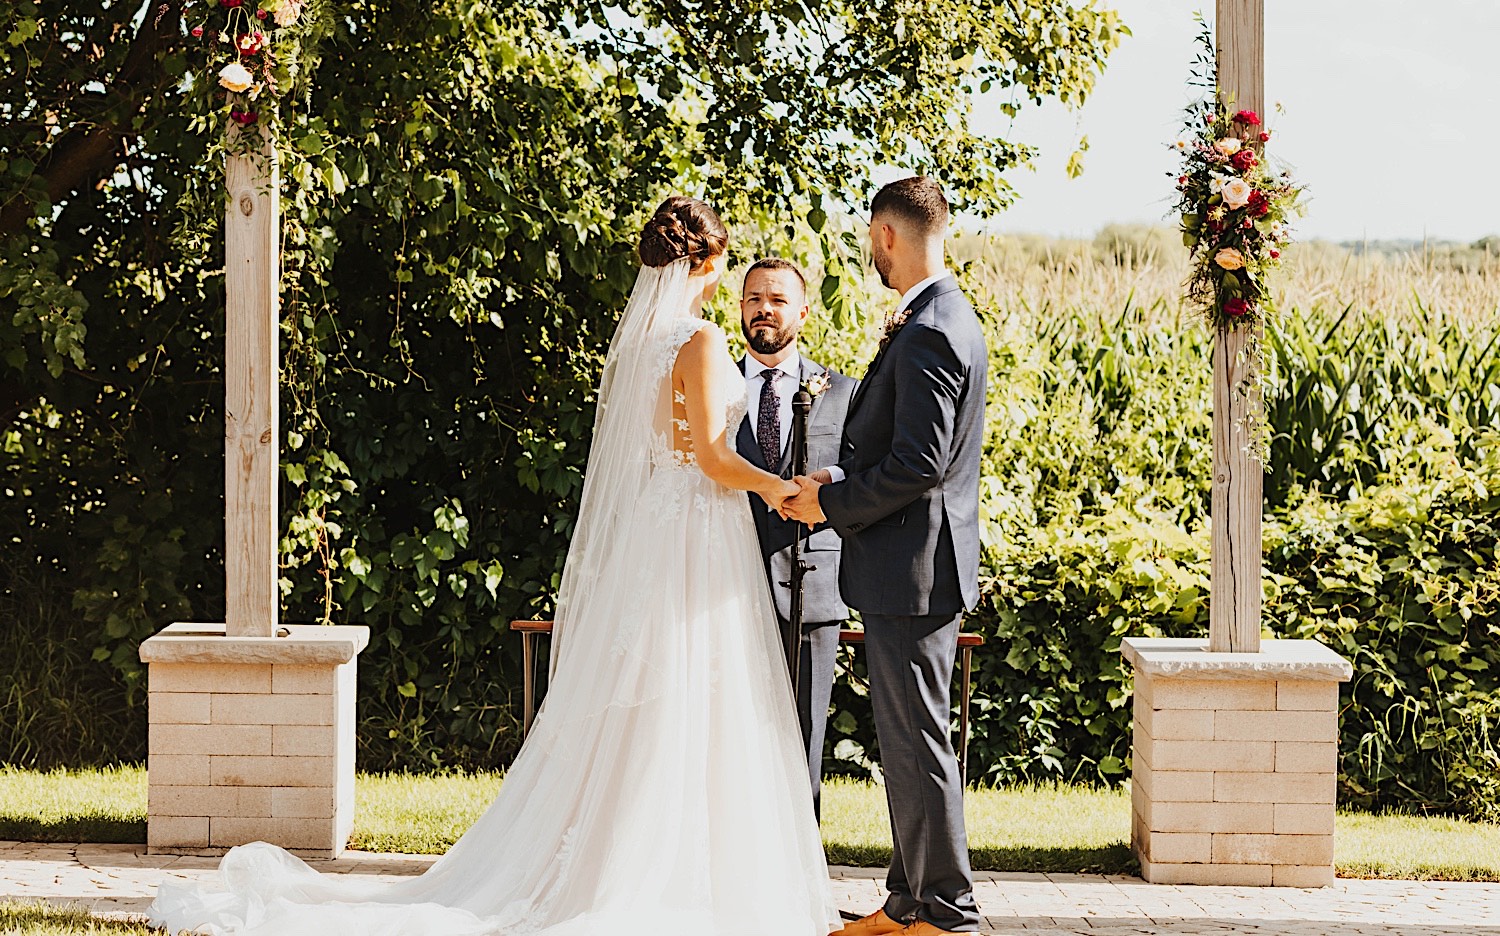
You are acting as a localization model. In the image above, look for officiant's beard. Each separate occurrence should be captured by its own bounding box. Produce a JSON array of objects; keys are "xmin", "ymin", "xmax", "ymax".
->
[{"xmin": 742, "ymin": 318, "xmax": 799, "ymax": 355}]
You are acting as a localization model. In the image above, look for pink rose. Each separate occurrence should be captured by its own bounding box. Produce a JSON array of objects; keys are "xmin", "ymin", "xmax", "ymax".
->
[{"xmin": 1223, "ymin": 298, "xmax": 1250, "ymax": 317}]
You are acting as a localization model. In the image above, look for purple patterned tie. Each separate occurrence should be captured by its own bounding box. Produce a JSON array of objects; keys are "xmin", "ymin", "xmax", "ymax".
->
[{"xmin": 758, "ymin": 369, "xmax": 783, "ymax": 469}]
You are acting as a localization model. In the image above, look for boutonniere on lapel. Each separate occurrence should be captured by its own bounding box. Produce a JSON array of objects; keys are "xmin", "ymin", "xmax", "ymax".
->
[
  {"xmin": 879, "ymin": 308, "xmax": 912, "ymax": 351},
  {"xmin": 802, "ymin": 373, "xmax": 831, "ymax": 398}
]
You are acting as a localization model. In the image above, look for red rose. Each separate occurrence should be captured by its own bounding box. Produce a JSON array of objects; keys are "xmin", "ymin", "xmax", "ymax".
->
[
  {"xmin": 1269, "ymin": 249, "xmax": 1281, "ymax": 259},
  {"xmin": 1258, "ymin": 131, "xmax": 1271, "ymax": 143},
  {"xmin": 1247, "ymin": 189, "xmax": 1271, "ymax": 217},
  {"xmin": 1223, "ymin": 298, "xmax": 1250, "ymax": 317},
  {"xmin": 191, "ymin": 25, "xmax": 204, "ymax": 36},
  {"xmin": 219, "ymin": 0, "xmax": 242, "ymax": 6},
  {"xmin": 255, "ymin": 8, "xmax": 268, "ymax": 18},
  {"xmin": 1177, "ymin": 175, "xmax": 1187, "ymax": 185},
  {"xmin": 1234, "ymin": 110, "xmax": 1261, "ymax": 126},
  {"xmin": 229, "ymin": 109, "xmax": 259, "ymax": 126},
  {"xmin": 1231, "ymin": 149, "xmax": 1258, "ymax": 172}
]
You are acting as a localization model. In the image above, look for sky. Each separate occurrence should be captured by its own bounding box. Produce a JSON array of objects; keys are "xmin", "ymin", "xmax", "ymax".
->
[{"xmin": 977, "ymin": 1, "xmax": 1500, "ymax": 243}]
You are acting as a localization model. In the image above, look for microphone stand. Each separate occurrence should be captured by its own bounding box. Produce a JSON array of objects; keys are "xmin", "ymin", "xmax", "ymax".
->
[{"xmin": 781, "ymin": 388, "xmax": 815, "ymax": 702}]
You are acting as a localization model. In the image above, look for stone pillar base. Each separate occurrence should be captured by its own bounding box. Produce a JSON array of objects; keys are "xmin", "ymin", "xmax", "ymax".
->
[
  {"xmin": 141, "ymin": 622, "xmax": 369, "ymax": 858},
  {"xmin": 1121, "ymin": 638, "xmax": 1352, "ymax": 887}
]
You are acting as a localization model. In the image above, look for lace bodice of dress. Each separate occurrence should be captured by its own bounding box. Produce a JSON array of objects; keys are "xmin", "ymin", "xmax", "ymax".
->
[{"xmin": 651, "ymin": 319, "xmax": 746, "ymax": 471}]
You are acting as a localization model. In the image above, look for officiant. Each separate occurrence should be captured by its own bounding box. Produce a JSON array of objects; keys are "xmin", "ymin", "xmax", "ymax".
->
[{"xmin": 736, "ymin": 258, "xmax": 857, "ymax": 818}]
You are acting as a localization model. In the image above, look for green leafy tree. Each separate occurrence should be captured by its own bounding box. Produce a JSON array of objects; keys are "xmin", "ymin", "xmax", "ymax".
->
[{"xmin": 0, "ymin": 0, "xmax": 1124, "ymax": 768}]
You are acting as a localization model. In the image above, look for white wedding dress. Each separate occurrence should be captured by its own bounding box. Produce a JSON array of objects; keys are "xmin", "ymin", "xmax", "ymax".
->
[{"xmin": 148, "ymin": 260, "xmax": 841, "ymax": 936}]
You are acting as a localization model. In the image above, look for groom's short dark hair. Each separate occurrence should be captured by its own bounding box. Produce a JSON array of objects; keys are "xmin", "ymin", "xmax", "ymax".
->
[
  {"xmin": 870, "ymin": 176, "xmax": 949, "ymax": 236},
  {"xmin": 744, "ymin": 257, "xmax": 806, "ymax": 294}
]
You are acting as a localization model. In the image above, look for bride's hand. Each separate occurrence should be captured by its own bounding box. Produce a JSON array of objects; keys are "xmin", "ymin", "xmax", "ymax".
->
[{"xmin": 758, "ymin": 478, "xmax": 799, "ymax": 513}]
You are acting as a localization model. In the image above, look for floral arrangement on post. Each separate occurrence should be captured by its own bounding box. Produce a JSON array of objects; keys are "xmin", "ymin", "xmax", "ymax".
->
[
  {"xmin": 1170, "ymin": 21, "xmax": 1305, "ymax": 461},
  {"xmin": 187, "ymin": 0, "xmax": 315, "ymax": 154},
  {"xmin": 1171, "ymin": 25, "xmax": 1303, "ymax": 332}
]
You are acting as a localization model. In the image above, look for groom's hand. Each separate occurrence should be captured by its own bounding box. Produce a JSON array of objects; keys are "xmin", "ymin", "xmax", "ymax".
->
[{"xmin": 781, "ymin": 475, "xmax": 827, "ymax": 528}]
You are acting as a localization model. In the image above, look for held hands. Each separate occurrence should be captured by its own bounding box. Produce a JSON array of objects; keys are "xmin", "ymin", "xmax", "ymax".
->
[
  {"xmin": 779, "ymin": 475, "xmax": 827, "ymax": 528},
  {"xmin": 758, "ymin": 477, "xmax": 801, "ymax": 514}
]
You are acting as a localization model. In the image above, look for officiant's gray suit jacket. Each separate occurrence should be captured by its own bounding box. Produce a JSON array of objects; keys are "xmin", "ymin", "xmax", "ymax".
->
[
  {"xmin": 735, "ymin": 356, "xmax": 857, "ymax": 624},
  {"xmin": 821, "ymin": 275, "xmax": 986, "ymax": 617}
]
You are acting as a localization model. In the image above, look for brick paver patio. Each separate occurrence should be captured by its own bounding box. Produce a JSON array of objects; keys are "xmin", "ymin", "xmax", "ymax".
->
[{"xmin": 2, "ymin": 841, "xmax": 1498, "ymax": 934}]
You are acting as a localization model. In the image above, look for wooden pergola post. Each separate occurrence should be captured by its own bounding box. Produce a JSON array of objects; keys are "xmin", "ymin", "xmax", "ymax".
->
[
  {"xmin": 139, "ymin": 126, "xmax": 368, "ymax": 859},
  {"xmin": 1210, "ymin": 0, "xmax": 1263, "ymax": 655},
  {"xmin": 1121, "ymin": 0, "xmax": 1353, "ymax": 887},
  {"xmin": 224, "ymin": 136, "xmax": 280, "ymax": 639}
]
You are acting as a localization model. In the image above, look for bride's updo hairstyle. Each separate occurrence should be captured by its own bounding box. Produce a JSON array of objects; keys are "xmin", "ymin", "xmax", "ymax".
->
[{"xmin": 638, "ymin": 196, "xmax": 728, "ymax": 271}]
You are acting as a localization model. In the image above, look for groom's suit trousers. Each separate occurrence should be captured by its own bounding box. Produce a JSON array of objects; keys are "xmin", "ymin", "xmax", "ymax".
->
[{"xmin": 864, "ymin": 611, "xmax": 980, "ymax": 932}]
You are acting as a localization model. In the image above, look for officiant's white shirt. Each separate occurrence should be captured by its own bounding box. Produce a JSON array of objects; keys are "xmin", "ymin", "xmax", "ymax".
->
[
  {"xmin": 823, "ymin": 269, "xmax": 951, "ymax": 485},
  {"xmin": 745, "ymin": 350, "xmax": 801, "ymax": 461}
]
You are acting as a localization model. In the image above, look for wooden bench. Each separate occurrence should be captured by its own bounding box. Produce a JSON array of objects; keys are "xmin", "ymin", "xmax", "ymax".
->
[{"xmin": 510, "ymin": 620, "xmax": 986, "ymax": 782}]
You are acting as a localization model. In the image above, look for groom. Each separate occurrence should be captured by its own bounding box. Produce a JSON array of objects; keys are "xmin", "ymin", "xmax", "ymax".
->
[
  {"xmin": 784, "ymin": 177, "xmax": 985, "ymax": 936},
  {"xmin": 736, "ymin": 257, "xmax": 857, "ymax": 819}
]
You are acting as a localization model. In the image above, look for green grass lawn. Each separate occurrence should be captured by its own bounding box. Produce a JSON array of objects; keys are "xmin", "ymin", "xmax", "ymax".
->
[
  {"xmin": 0, "ymin": 902, "xmax": 155, "ymax": 934},
  {"xmin": 1, "ymin": 766, "xmax": 1497, "ymax": 881}
]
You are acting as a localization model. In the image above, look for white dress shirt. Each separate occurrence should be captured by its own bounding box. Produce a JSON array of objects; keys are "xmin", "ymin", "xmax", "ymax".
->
[
  {"xmin": 823, "ymin": 270, "xmax": 950, "ymax": 486},
  {"xmin": 745, "ymin": 350, "xmax": 800, "ymax": 464},
  {"xmin": 895, "ymin": 270, "xmax": 951, "ymax": 317}
]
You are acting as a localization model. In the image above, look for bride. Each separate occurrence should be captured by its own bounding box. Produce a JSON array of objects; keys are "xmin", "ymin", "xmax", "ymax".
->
[{"xmin": 149, "ymin": 197, "xmax": 842, "ymax": 936}]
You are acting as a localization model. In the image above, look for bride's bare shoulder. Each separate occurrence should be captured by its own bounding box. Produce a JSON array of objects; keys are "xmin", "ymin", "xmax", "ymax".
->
[{"xmin": 673, "ymin": 320, "xmax": 728, "ymax": 371}]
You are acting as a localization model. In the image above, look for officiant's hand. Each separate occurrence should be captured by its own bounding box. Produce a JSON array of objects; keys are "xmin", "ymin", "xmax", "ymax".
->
[
  {"xmin": 781, "ymin": 475, "xmax": 826, "ymax": 528},
  {"xmin": 758, "ymin": 478, "xmax": 800, "ymax": 514}
]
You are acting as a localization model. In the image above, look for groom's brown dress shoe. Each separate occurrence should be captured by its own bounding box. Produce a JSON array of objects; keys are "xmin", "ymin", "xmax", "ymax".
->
[
  {"xmin": 830, "ymin": 909, "xmax": 905, "ymax": 936},
  {"xmin": 895, "ymin": 921, "xmax": 969, "ymax": 936}
]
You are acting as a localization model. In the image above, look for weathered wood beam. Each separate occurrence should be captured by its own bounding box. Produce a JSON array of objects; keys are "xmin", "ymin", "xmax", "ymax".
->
[
  {"xmin": 1210, "ymin": 0, "xmax": 1265, "ymax": 654},
  {"xmin": 224, "ymin": 136, "xmax": 280, "ymax": 638}
]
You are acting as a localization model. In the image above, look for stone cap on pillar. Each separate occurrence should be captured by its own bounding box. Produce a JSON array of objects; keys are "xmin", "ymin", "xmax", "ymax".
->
[
  {"xmin": 140, "ymin": 621, "xmax": 370, "ymax": 665},
  {"xmin": 1121, "ymin": 637, "xmax": 1353, "ymax": 682}
]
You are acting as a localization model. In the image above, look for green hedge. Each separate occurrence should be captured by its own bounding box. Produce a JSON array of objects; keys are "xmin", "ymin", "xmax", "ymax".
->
[{"xmin": 6, "ymin": 278, "xmax": 1499, "ymax": 821}]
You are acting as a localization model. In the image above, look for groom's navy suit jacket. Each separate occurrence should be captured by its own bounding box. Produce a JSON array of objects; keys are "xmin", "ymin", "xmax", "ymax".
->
[
  {"xmin": 736, "ymin": 355, "xmax": 857, "ymax": 624},
  {"xmin": 821, "ymin": 276, "xmax": 987, "ymax": 617}
]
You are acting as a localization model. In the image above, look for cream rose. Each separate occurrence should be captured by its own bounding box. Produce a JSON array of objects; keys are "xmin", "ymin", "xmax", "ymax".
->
[
  {"xmin": 274, "ymin": 0, "xmax": 304, "ymax": 27},
  {"xmin": 1222, "ymin": 178, "xmax": 1252, "ymax": 209},
  {"xmin": 1215, "ymin": 248, "xmax": 1246, "ymax": 270},
  {"xmin": 1213, "ymin": 136, "xmax": 1242, "ymax": 156},
  {"xmin": 218, "ymin": 61, "xmax": 254, "ymax": 93}
]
